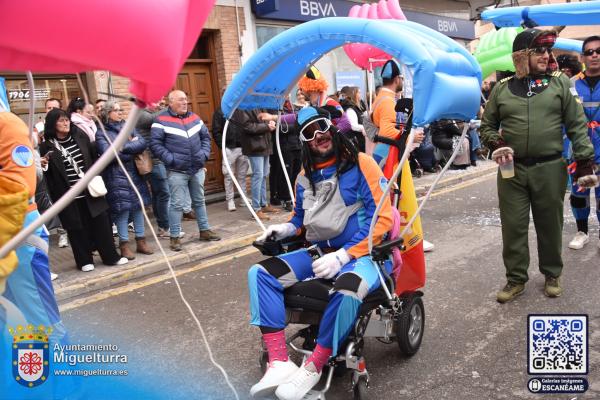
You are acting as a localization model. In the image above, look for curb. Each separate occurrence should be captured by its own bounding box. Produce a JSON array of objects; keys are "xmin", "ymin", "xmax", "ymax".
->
[
  {"xmin": 54, "ymin": 233, "xmax": 259, "ymax": 302},
  {"xmin": 55, "ymin": 164, "xmax": 497, "ymax": 303},
  {"xmin": 414, "ymin": 164, "xmax": 496, "ymax": 197}
]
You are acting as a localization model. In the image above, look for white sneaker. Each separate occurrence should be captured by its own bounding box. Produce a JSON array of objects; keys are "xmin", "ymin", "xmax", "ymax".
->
[
  {"xmin": 568, "ymin": 232, "xmax": 589, "ymax": 250},
  {"xmin": 81, "ymin": 264, "xmax": 94, "ymax": 272},
  {"xmin": 275, "ymin": 363, "xmax": 321, "ymax": 400},
  {"xmin": 50, "ymin": 272, "xmax": 58, "ymax": 281},
  {"xmin": 58, "ymin": 233, "xmax": 69, "ymax": 248},
  {"xmin": 227, "ymin": 200, "xmax": 236, "ymax": 212},
  {"xmin": 250, "ymin": 359, "xmax": 299, "ymax": 399},
  {"xmin": 423, "ymin": 240, "xmax": 435, "ymax": 252},
  {"xmin": 115, "ymin": 257, "xmax": 128, "ymax": 265}
]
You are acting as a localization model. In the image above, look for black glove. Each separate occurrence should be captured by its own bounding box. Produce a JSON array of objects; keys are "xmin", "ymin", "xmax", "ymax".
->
[
  {"xmin": 573, "ymin": 159, "xmax": 595, "ymax": 182},
  {"xmin": 573, "ymin": 159, "xmax": 599, "ymax": 189}
]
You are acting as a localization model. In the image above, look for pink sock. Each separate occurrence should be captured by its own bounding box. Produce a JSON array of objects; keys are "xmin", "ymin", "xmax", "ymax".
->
[
  {"xmin": 304, "ymin": 344, "xmax": 332, "ymax": 373},
  {"xmin": 263, "ymin": 330, "xmax": 288, "ymax": 363}
]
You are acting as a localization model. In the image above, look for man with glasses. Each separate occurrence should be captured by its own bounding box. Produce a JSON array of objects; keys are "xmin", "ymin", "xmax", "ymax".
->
[
  {"xmin": 247, "ymin": 107, "xmax": 393, "ymax": 400},
  {"xmin": 151, "ymin": 90, "xmax": 220, "ymax": 252},
  {"xmin": 567, "ymin": 35, "xmax": 600, "ymax": 250},
  {"xmin": 481, "ymin": 28, "xmax": 595, "ymax": 303}
]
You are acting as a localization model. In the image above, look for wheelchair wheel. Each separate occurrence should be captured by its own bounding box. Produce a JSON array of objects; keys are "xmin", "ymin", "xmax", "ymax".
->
[
  {"xmin": 353, "ymin": 376, "xmax": 369, "ymax": 400},
  {"xmin": 396, "ymin": 295, "xmax": 425, "ymax": 356}
]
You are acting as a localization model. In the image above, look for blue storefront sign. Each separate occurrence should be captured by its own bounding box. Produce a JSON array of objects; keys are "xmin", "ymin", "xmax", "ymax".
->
[
  {"xmin": 251, "ymin": 0, "xmax": 280, "ymax": 16},
  {"xmin": 335, "ymin": 71, "xmax": 366, "ymax": 97},
  {"xmin": 253, "ymin": 0, "xmax": 474, "ymax": 40}
]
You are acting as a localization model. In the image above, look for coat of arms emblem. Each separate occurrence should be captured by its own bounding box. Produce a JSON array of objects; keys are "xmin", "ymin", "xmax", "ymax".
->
[{"xmin": 9, "ymin": 324, "xmax": 51, "ymax": 388}]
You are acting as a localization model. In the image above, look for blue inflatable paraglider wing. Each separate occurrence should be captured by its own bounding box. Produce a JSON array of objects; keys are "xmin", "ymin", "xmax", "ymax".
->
[
  {"xmin": 555, "ymin": 38, "xmax": 583, "ymax": 54},
  {"xmin": 481, "ymin": 2, "xmax": 600, "ymax": 28},
  {"xmin": 222, "ymin": 17, "xmax": 481, "ymax": 126}
]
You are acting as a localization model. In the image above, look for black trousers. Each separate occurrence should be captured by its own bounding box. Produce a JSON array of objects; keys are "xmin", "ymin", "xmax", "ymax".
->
[
  {"xmin": 66, "ymin": 198, "xmax": 120, "ymax": 269},
  {"xmin": 269, "ymin": 149, "xmax": 302, "ymax": 202}
]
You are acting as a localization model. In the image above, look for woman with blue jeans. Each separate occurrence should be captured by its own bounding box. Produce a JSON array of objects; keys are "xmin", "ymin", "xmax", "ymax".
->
[{"xmin": 96, "ymin": 101, "xmax": 154, "ymax": 260}]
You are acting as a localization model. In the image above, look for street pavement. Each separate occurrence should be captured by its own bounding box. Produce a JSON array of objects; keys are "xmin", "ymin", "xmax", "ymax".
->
[
  {"xmin": 49, "ymin": 160, "xmax": 497, "ymax": 302},
  {"xmin": 58, "ymin": 170, "xmax": 600, "ymax": 400}
]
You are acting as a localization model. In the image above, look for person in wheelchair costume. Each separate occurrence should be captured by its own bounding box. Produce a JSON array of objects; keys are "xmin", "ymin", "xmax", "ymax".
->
[{"xmin": 248, "ymin": 106, "xmax": 393, "ymax": 399}]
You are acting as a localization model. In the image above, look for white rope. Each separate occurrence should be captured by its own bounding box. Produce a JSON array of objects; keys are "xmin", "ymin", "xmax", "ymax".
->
[
  {"xmin": 221, "ymin": 119, "xmax": 266, "ymax": 232},
  {"xmin": 81, "ymin": 79, "xmax": 239, "ymax": 398},
  {"xmin": 26, "ymin": 72, "xmax": 35, "ymax": 145},
  {"xmin": 0, "ymin": 107, "xmax": 140, "ymax": 260},
  {"xmin": 95, "ymin": 117, "xmax": 240, "ymax": 400},
  {"xmin": 275, "ymin": 110, "xmax": 295, "ymax": 204},
  {"xmin": 399, "ymin": 123, "xmax": 470, "ymax": 238}
]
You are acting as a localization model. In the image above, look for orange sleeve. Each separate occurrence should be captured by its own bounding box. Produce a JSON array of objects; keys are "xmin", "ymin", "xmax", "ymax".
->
[
  {"xmin": 0, "ymin": 112, "xmax": 37, "ymax": 200},
  {"xmin": 372, "ymin": 92, "xmax": 399, "ymax": 140},
  {"xmin": 346, "ymin": 154, "xmax": 394, "ymax": 259}
]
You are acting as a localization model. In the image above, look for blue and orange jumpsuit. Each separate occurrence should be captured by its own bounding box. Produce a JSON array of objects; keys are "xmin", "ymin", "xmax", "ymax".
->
[
  {"xmin": 248, "ymin": 153, "xmax": 392, "ymax": 355},
  {"xmin": 0, "ymin": 112, "xmax": 66, "ymax": 340}
]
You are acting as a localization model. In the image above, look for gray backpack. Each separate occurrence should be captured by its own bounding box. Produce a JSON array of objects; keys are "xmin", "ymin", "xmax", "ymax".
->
[
  {"xmin": 363, "ymin": 96, "xmax": 395, "ymax": 141},
  {"xmin": 297, "ymin": 174, "xmax": 362, "ymax": 242}
]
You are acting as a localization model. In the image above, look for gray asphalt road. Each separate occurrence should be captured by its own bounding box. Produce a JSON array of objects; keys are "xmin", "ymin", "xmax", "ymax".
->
[{"xmin": 61, "ymin": 174, "xmax": 599, "ymax": 400}]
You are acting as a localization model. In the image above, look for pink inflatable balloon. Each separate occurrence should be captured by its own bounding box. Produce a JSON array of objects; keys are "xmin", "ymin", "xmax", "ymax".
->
[
  {"xmin": 377, "ymin": 0, "xmax": 393, "ymax": 19},
  {"xmin": 368, "ymin": 3, "xmax": 379, "ymax": 19},
  {"xmin": 344, "ymin": 5, "xmax": 363, "ymax": 64},
  {"xmin": 358, "ymin": 4, "xmax": 371, "ymax": 18},
  {"xmin": 343, "ymin": 0, "xmax": 407, "ymax": 70},
  {"xmin": 387, "ymin": 0, "xmax": 407, "ymax": 19},
  {"xmin": 0, "ymin": 0, "xmax": 215, "ymax": 103},
  {"xmin": 348, "ymin": 4, "xmax": 361, "ymax": 17}
]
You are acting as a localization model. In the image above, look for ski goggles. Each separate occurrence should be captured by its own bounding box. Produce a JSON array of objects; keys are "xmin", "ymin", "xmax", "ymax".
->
[{"xmin": 299, "ymin": 117, "xmax": 332, "ymax": 142}]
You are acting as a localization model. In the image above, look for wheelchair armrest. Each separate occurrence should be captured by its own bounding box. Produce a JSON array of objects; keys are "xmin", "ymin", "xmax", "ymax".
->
[
  {"xmin": 371, "ymin": 237, "xmax": 405, "ymax": 262},
  {"xmin": 252, "ymin": 236, "xmax": 307, "ymax": 256}
]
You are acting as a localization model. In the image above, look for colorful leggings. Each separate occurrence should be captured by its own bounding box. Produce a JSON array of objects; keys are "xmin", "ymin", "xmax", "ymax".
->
[{"xmin": 248, "ymin": 248, "xmax": 390, "ymax": 356}]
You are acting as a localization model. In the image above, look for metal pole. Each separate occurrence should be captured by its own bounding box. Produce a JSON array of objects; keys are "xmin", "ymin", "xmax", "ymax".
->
[{"xmin": 0, "ymin": 105, "xmax": 143, "ymax": 259}]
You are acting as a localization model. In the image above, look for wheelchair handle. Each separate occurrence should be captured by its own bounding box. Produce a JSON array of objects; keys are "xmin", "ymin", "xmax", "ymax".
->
[{"xmin": 370, "ymin": 237, "xmax": 405, "ymax": 262}]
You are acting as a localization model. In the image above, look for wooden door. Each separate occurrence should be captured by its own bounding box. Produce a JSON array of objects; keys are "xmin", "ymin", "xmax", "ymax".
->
[{"xmin": 175, "ymin": 63, "xmax": 223, "ymax": 194}]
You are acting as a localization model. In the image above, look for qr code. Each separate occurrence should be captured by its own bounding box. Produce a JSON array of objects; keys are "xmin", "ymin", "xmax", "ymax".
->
[{"xmin": 528, "ymin": 315, "xmax": 587, "ymax": 374}]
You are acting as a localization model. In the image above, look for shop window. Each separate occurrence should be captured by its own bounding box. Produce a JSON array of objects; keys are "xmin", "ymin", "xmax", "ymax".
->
[
  {"xmin": 2, "ymin": 75, "xmax": 84, "ymax": 123},
  {"xmin": 256, "ymin": 25, "xmax": 289, "ymax": 48}
]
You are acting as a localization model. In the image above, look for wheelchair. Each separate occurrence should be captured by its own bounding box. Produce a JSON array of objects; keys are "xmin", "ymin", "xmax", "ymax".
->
[{"xmin": 252, "ymin": 232, "xmax": 425, "ymax": 400}]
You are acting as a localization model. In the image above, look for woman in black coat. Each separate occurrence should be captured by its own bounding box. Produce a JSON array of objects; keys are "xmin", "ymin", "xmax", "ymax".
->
[{"xmin": 39, "ymin": 109, "xmax": 126, "ymax": 272}]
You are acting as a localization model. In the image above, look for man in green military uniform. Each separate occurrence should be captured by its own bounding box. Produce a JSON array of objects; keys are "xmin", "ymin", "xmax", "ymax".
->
[{"xmin": 481, "ymin": 28, "xmax": 596, "ymax": 303}]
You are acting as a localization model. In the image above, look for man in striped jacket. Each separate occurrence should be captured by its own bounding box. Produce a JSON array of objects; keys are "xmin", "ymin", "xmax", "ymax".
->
[{"xmin": 150, "ymin": 90, "xmax": 220, "ymax": 251}]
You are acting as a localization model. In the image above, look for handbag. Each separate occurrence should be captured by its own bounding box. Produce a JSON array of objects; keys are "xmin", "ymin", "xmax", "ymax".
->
[
  {"xmin": 134, "ymin": 149, "xmax": 153, "ymax": 175},
  {"xmin": 52, "ymin": 139, "xmax": 107, "ymax": 198}
]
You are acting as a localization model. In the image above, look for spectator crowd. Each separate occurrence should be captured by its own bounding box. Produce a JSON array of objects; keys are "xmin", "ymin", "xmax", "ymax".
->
[{"xmin": 23, "ymin": 34, "xmax": 599, "ymax": 285}]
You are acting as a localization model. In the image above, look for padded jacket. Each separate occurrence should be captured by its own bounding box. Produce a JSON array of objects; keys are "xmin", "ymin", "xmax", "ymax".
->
[
  {"xmin": 96, "ymin": 120, "xmax": 151, "ymax": 215},
  {"xmin": 240, "ymin": 110, "xmax": 273, "ymax": 157},
  {"xmin": 150, "ymin": 108, "xmax": 211, "ymax": 175}
]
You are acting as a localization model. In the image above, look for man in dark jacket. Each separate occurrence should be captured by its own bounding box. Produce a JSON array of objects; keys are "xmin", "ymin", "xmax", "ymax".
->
[
  {"xmin": 212, "ymin": 89, "xmax": 248, "ymax": 212},
  {"xmin": 240, "ymin": 109, "xmax": 277, "ymax": 221},
  {"xmin": 150, "ymin": 90, "xmax": 220, "ymax": 251}
]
